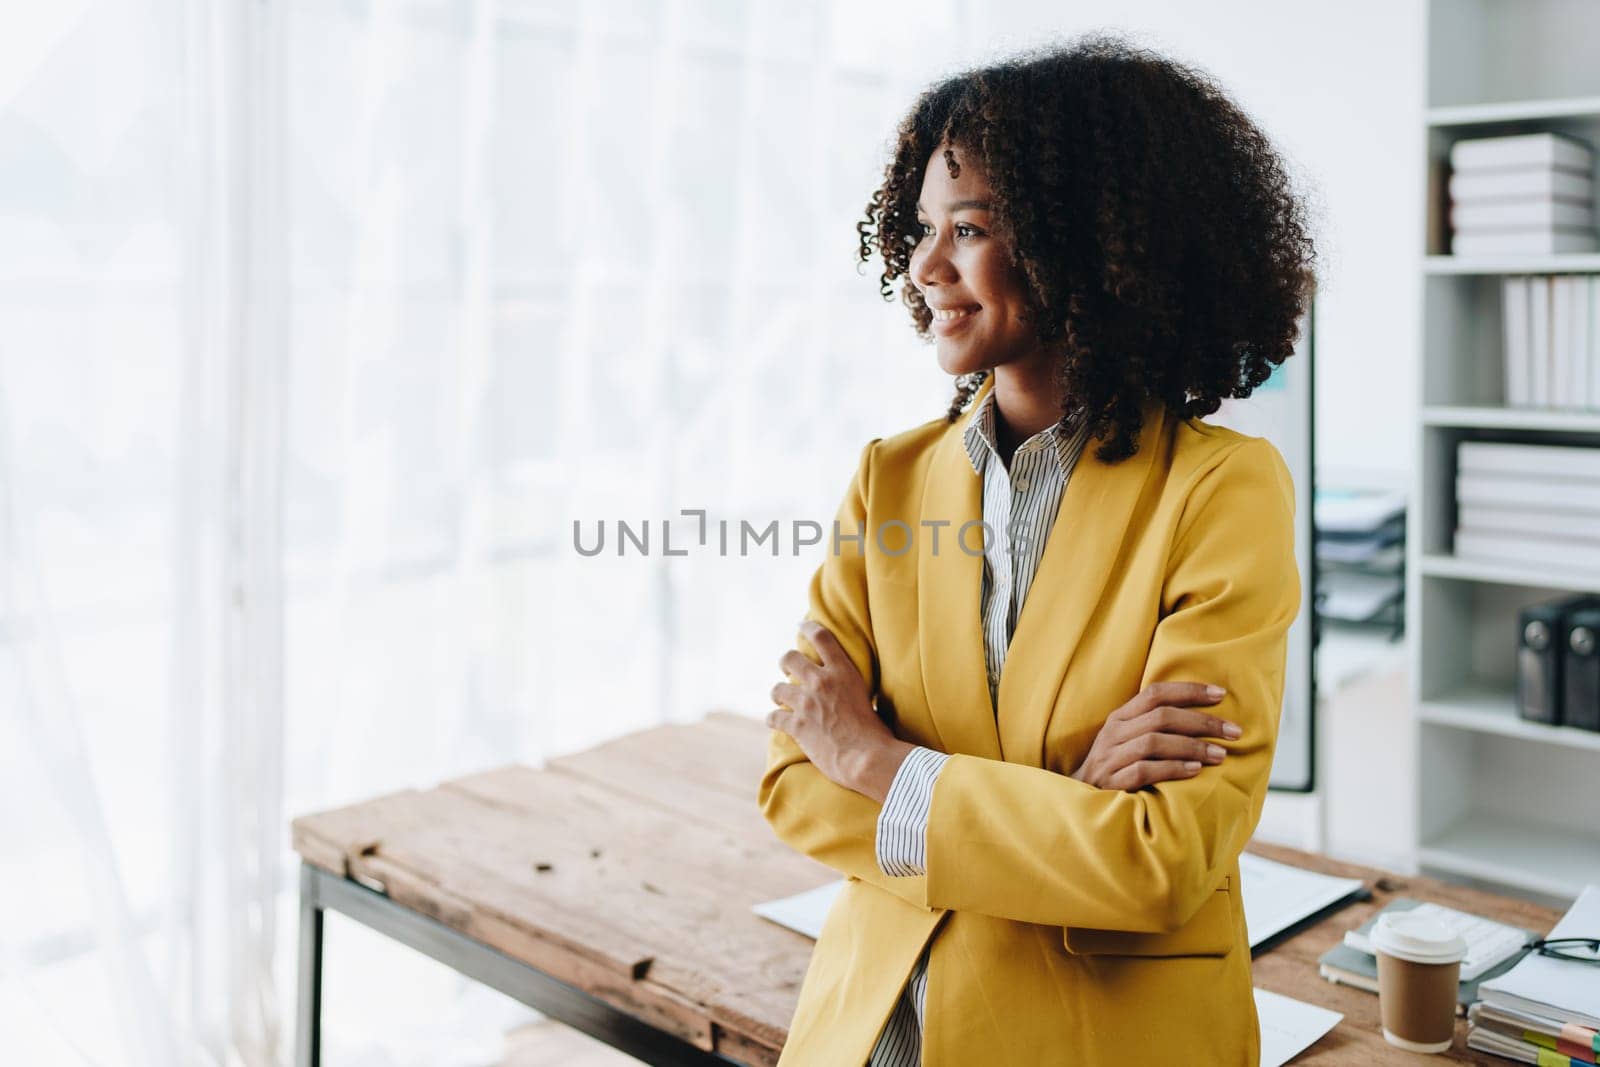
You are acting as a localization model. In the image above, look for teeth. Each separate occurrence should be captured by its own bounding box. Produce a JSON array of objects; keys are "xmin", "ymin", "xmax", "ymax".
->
[{"xmin": 933, "ymin": 307, "xmax": 977, "ymax": 321}]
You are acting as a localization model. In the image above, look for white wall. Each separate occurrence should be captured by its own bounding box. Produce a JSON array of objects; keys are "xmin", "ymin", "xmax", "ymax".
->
[{"xmin": 954, "ymin": 1, "xmax": 1428, "ymax": 865}]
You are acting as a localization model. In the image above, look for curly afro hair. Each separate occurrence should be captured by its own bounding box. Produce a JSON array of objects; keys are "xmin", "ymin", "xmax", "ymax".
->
[{"xmin": 857, "ymin": 33, "xmax": 1318, "ymax": 463}]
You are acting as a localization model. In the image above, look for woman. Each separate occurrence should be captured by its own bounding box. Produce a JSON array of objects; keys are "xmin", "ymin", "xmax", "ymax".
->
[{"xmin": 760, "ymin": 34, "xmax": 1315, "ymax": 1067}]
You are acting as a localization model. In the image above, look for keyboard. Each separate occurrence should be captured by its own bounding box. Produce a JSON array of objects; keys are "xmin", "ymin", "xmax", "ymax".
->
[{"xmin": 1344, "ymin": 901, "xmax": 1528, "ymax": 982}]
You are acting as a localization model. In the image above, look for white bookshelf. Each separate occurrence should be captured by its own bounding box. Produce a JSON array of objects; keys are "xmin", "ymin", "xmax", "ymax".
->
[
  {"xmin": 1412, "ymin": 0, "xmax": 1600, "ymax": 903},
  {"xmin": 1419, "ymin": 553, "xmax": 1600, "ymax": 593},
  {"xmin": 1419, "ymin": 681, "xmax": 1600, "ymax": 753},
  {"xmin": 1424, "ymin": 253, "xmax": 1600, "ymax": 275},
  {"xmin": 1428, "ymin": 95, "xmax": 1600, "ymax": 127},
  {"xmin": 1418, "ymin": 814, "xmax": 1600, "ymax": 901},
  {"xmin": 1422, "ymin": 405, "xmax": 1600, "ymax": 432}
]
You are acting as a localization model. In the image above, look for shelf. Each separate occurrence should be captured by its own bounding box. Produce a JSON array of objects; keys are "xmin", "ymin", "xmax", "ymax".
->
[
  {"xmin": 1427, "ymin": 95, "xmax": 1600, "ymax": 126},
  {"xmin": 1419, "ymin": 553, "xmax": 1600, "ymax": 593},
  {"xmin": 1422, "ymin": 406, "xmax": 1600, "ymax": 432},
  {"xmin": 1424, "ymin": 254, "xmax": 1600, "ymax": 276},
  {"xmin": 1420, "ymin": 683, "xmax": 1600, "ymax": 752},
  {"xmin": 1419, "ymin": 813, "xmax": 1600, "ymax": 901},
  {"xmin": 1416, "ymin": 1, "xmax": 1599, "ymax": 907}
]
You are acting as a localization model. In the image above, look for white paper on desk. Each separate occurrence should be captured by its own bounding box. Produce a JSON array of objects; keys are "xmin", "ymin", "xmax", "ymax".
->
[
  {"xmin": 1240, "ymin": 853, "xmax": 1366, "ymax": 949},
  {"xmin": 1254, "ymin": 987, "xmax": 1342, "ymax": 1067},
  {"xmin": 752, "ymin": 881, "xmax": 843, "ymax": 940}
]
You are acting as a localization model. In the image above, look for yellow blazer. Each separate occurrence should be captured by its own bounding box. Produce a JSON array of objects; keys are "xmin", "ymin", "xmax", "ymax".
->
[{"xmin": 759, "ymin": 375, "xmax": 1299, "ymax": 1066}]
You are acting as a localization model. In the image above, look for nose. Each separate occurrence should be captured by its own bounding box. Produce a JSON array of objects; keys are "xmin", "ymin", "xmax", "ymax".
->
[{"xmin": 910, "ymin": 228, "xmax": 958, "ymax": 294}]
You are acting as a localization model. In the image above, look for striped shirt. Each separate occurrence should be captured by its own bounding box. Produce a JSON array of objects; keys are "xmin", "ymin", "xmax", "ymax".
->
[{"xmin": 866, "ymin": 387, "xmax": 1091, "ymax": 1067}]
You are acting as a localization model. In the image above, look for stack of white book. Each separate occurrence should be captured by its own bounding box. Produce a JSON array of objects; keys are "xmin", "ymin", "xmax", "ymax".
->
[
  {"xmin": 1502, "ymin": 274, "xmax": 1600, "ymax": 409},
  {"xmin": 1450, "ymin": 132, "xmax": 1597, "ymax": 256},
  {"xmin": 1454, "ymin": 441, "xmax": 1600, "ymax": 574}
]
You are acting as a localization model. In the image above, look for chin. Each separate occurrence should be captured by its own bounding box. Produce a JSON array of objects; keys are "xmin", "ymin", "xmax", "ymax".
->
[{"xmin": 934, "ymin": 342, "xmax": 992, "ymax": 378}]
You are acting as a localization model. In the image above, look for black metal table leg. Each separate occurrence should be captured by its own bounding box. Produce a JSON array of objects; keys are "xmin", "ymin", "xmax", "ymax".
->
[
  {"xmin": 293, "ymin": 861, "xmax": 739, "ymax": 1066},
  {"xmin": 295, "ymin": 863, "xmax": 324, "ymax": 1067}
]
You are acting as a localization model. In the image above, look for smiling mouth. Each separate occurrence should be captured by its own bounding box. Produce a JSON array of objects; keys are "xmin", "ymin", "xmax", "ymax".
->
[{"xmin": 932, "ymin": 306, "xmax": 980, "ymax": 322}]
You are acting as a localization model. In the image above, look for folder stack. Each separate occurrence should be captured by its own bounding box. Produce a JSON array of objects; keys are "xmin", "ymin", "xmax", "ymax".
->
[
  {"xmin": 1467, "ymin": 885, "xmax": 1600, "ymax": 1067},
  {"xmin": 1453, "ymin": 441, "xmax": 1600, "ymax": 577},
  {"xmin": 1449, "ymin": 132, "xmax": 1597, "ymax": 256},
  {"xmin": 1313, "ymin": 488, "xmax": 1405, "ymax": 633}
]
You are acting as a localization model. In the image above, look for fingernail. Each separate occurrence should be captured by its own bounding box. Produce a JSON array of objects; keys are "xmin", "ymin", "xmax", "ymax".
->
[
  {"xmin": 1184, "ymin": 761, "xmax": 1202, "ymax": 773},
  {"xmin": 1222, "ymin": 722, "xmax": 1242, "ymax": 739},
  {"xmin": 1206, "ymin": 744, "xmax": 1226, "ymax": 762},
  {"xmin": 1206, "ymin": 685, "xmax": 1226, "ymax": 699}
]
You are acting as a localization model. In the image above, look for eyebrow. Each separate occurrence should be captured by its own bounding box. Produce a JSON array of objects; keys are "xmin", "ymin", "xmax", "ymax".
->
[{"xmin": 915, "ymin": 199, "xmax": 993, "ymax": 213}]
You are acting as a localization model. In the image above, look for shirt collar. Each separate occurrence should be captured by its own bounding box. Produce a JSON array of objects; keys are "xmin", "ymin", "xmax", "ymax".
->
[{"xmin": 961, "ymin": 387, "xmax": 1090, "ymax": 478}]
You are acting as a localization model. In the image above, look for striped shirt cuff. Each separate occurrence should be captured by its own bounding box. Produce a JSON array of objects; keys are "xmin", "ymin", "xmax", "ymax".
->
[{"xmin": 875, "ymin": 746, "xmax": 951, "ymax": 877}]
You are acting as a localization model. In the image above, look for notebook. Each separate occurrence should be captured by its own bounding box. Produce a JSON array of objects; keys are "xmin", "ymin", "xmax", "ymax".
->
[
  {"xmin": 1467, "ymin": 1024, "xmax": 1594, "ymax": 1067},
  {"xmin": 1479, "ymin": 884, "xmax": 1600, "ymax": 1030},
  {"xmin": 1237, "ymin": 852, "xmax": 1367, "ymax": 949},
  {"xmin": 1318, "ymin": 898, "xmax": 1533, "ymax": 1015},
  {"xmin": 1469, "ymin": 1001, "xmax": 1599, "ymax": 1065},
  {"xmin": 1342, "ymin": 899, "xmax": 1532, "ymax": 981}
]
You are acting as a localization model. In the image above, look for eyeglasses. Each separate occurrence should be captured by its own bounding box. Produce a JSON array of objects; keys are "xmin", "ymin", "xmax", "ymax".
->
[{"xmin": 1528, "ymin": 937, "xmax": 1600, "ymax": 965}]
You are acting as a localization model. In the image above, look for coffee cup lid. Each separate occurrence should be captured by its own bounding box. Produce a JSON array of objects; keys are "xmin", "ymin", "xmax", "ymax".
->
[{"xmin": 1370, "ymin": 912, "xmax": 1468, "ymax": 965}]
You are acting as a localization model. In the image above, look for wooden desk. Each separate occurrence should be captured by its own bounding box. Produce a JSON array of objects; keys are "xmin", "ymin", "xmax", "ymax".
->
[{"xmin": 291, "ymin": 714, "xmax": 1563, "ymax": 1066}]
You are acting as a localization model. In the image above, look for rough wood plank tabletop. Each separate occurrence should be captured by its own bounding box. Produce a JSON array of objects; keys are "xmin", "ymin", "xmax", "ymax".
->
[{"xmin": 293, "ymin": 712, "xmax": 1565, "ymax": 1065}]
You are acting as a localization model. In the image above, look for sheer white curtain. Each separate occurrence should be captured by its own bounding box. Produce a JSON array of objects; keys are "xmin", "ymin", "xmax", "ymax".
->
[{"xmin": 1, "ymin": 1, "xmax": 970, "ymax": 1063}]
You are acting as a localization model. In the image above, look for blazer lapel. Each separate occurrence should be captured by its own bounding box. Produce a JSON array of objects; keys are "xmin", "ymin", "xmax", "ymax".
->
[
  {"xmin": 916, "ymin": 379, "xmax": 1003, "ymax": 762},
  {"xmin": 996, "ymin": 400, "xmax": 1169, "ymax": 767}
]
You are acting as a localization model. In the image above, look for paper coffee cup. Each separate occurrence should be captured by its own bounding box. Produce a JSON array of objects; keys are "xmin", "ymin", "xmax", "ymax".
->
[{"xmin": 1370, "ymin": 913, "xmax": 1468, "ymax": 1054}]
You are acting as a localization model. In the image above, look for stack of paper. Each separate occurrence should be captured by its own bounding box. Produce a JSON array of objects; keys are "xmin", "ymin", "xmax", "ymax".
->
[
  {"xmin": 1454, "ymin": 441, "xmax": 1600, "ymax": 575},
  {"xmin": 1501, "ymin": 275, "xmax": 1600, "ymax": 409},
  {"xmin": 1315, "ymin": 488, "xmax": 1406, "ymax": 536},
  {"xmin": 1450, "ymin": 133, "xmax": 1597, "ymax": 256},
  {"xmin": 1467, "ymin": 884, "xmax": 1600, "ymax": 1066},
  {"xmin": 1313, "ymin": 488, "xmax": 1405, "ymax": 625}
]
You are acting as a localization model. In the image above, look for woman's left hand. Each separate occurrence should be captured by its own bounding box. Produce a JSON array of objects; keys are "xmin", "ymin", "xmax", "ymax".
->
[{"xmin": 768, "ymin": 620, "xmax": 912, "ymax": 803}]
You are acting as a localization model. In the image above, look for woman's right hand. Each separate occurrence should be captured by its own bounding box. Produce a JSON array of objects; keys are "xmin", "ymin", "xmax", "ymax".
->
[{"xmin": 1070, "ymin": 682, "xmax": 1242, "ymax": 792}]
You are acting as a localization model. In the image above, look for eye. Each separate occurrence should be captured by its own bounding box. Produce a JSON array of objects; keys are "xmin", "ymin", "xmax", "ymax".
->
[{"xmin": 912, "ymin": 221, "xmax": 982, "ymax": 243}]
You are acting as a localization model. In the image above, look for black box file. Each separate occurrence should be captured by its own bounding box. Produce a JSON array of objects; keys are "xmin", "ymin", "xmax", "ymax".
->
[
  {"xmin": 1563, "ymin": 601, "xmax": 1600, "ymax": 733},
  {"xmin": 1518, "ymin": 596, "xmax": 1596, "ymax": 726}
]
